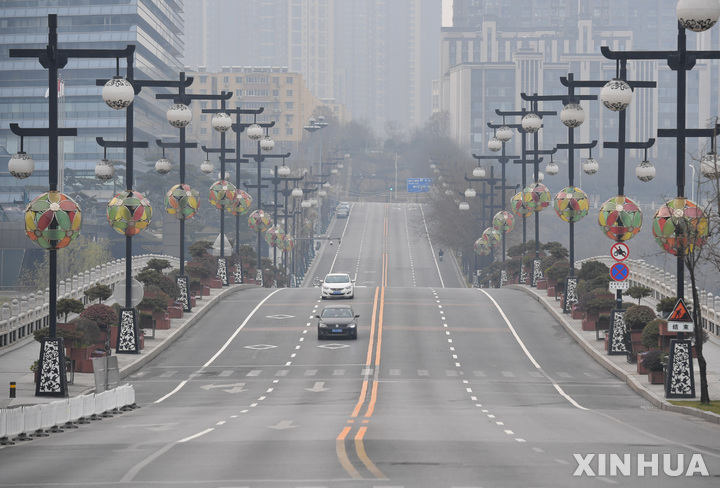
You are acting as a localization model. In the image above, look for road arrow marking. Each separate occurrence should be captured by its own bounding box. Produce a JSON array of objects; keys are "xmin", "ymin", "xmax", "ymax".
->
[
  {"xmin": 269, "ymin": 420, "xmax": 297, "ymax": 430},
  {"xmin": 200, "ymin": 383, "xmax": 247, "ymax": 393},
  {"xmin": 305, "ymin": 381, "xmax": 330, "ymax": 392}
]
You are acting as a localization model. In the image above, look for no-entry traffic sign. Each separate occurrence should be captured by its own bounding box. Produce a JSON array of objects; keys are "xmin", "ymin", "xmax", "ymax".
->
[{"xmin": 610, "ymin": 262, "xmax": 629, "ymax": 281}]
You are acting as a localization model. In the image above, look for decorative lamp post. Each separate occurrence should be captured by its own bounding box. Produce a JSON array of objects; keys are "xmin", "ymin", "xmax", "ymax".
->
[
  {"xmin": 9, "ymin": 14, "xmax": 134, "ymax": 394},
  {"xmin": 243, "ymin": 119, "xmax": 291, "ymax": 282},
  {"xmin": 155, "ymin": 74, "xmax": 232, "ymax": 305},
  {"xmin": 598, "ymin": 1, "xmax": 720, "ymax": 400}
]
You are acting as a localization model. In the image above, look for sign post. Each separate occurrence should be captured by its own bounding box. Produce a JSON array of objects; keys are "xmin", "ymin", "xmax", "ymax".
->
[
  {"xmin": 607, "ymin": 246, "xmax": 630, "ymax": 356},
  {"xmin": 665, "ymin": 298, "xmax": 696, "ymax": 399}
]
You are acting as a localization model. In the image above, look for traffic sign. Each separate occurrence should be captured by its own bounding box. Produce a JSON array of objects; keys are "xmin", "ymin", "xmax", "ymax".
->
[
  {"xmin": 668, "ymin": 298, "xmax": 695, "ymax": 332},
  {"xmin": 407, "ymin": 178, "xmax": 432, "ymax": 193},
  {"xmin": 609, "ymin": 281, "xmax": 629, "ymax": 290},
  {"xmin": 610, "ymin": 242, "xmax": 630, "ymax": 261},
  {"xmin": 610, "ymin": 262, "xmax": 629, "ymax": 281}
]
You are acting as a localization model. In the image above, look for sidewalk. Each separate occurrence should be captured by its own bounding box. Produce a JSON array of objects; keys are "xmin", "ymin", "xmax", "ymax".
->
[
  {"xmin": 513, "ymin": 284, "xmax": 720, "ymax": 424},
  {"xmin": 0, "ymin": 284, "xmax": 255, "ymax": 409}
]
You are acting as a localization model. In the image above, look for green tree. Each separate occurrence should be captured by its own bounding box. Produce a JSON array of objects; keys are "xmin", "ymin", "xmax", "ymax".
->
[
  {"xmin": 56, "ymin": 298, "xmax": 85, "ymax": 323},
  {"xmin": 626, "ymin": 285, "xmax": 652, "ymax": 305},
  {"xmin": 84, "ymin": 284, "xmax": 113, "ymax": 304}
]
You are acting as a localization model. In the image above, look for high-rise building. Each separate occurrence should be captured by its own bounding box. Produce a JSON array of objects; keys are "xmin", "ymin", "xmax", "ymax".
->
[
  {"xmin": 439, "ymin": 0, "xmax": 719, "ymax": 180},
  {"xmin": 183, "ymin": 0, "xmax": 440, "ymax": 130},
  {"xmin": 0, "ymin": 0, "xmax": 185, "ymax": 196},
  {"xmin": 0, "ymin": 1, "xmax": 185, "ymax": 283}
]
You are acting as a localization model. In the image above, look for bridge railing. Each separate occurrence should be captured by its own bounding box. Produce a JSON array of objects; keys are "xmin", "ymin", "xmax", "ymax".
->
[
  {"xmin": 577, "ymin": 256, "xmax": 719, "ymax": 339},
  {"xmin": 0, "ymin": 254, "xmax": 181, "ymax": 350}
]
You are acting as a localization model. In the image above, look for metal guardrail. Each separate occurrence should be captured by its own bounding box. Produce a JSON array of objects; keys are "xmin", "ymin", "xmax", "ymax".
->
[
  {"xmin": 0, "ymin": 254, "xmax": 181, "ymax": 351},
  {"xmin": 577, "ymin": 256, "xmax": 719, "ymax": 339}
]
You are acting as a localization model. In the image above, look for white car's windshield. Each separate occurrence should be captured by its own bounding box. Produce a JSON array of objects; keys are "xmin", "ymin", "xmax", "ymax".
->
[{"xmin": 326, "ymin": 275, "xmax": 350, "ymax": 283}]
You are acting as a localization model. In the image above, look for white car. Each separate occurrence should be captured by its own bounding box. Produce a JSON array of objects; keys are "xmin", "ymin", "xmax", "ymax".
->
[{"xmin": 321, "ymin": 273, "xmax": 355, "ymax": 299}]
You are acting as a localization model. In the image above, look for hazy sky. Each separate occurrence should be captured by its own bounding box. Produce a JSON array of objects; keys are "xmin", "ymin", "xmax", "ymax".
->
[{"xmin": 442, "ymin": 0, "xmax": 452, "ymax": 27}]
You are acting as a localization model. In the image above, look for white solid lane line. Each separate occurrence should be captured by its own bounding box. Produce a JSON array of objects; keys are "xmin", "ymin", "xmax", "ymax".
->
[
  {"xmin": 479, "ymin": 289, "xmax": 589, "ymax": 411},
  {"xmin": 154, "ymin": 289, "xmax": 284, "ymax": 404}
]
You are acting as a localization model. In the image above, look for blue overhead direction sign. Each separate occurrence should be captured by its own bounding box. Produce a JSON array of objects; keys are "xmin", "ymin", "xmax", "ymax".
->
[{"xmin": 407, "ymin": 178, "xmax": 432, "ymax": 193}]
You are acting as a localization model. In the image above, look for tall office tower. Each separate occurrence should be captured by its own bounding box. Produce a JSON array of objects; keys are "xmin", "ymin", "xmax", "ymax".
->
[
  {"xmin": 335, "ymin": 0, "xmax": 440, "ymax": 128},
  {"xmin": 183, "ymin": 0, "xmax": 288, "ymax": 71},
  {"xmin": 441, "ymin": 0, "xmax": 718, "ymax": 165},
  {"xmin": 0, "ymin": 0, "xmax": 185, "ymax": 194},
  {"xmin": 183, "ymin": 0, "xmax": 440, "ymax": 130}
]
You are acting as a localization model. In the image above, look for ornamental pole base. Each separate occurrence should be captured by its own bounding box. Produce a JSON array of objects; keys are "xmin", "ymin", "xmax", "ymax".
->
[
  {"xmin": 176, "ymin": 275, "xmax": 191, "ymax": 312},
  {"xmin": 532, "ymin": 259, "xmax": 543, "ymax": 287},
  {"xmin": 35, "ymin": 337, "xmax": 68, "ymax": 397},
  {"xmin": 607, "ymin": 309, "xmax": 627, "ymax": 355},
  {"xmin": 217, "ymin": 257, "xmax": 229, "ymax": 286},
  {"xmin": 563, "ymin": 276, "xmax": 579, "ymax": 314},
  {"xmin": 665, "ymin": 339, "xmax": 695, "ymax": 398},
  {"xmin": 115, "ymin": 308, "xmax": 140, "ymax": 354}
]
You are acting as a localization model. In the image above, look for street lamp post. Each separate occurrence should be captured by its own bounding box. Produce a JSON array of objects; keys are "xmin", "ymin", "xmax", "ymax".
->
[
  {"xmin": 243, "ymin": 121, "xmax": 291, "ymax": 283},
  {"xmin": 156, "ymin": 75, "xmax": 233, "ymax": 305},
  {"xmin": 516, "ymin": 95, "xmax": 558, "ymax": 286},
  {"xmin": 304, "ymin": 117, "xmax": 329, "ymax": 232},
  {"xmin": 9, "ymin": 14, "xmax": 133, "ymax": 395},
  {"xmin": 481, "ymin": 121, "xmax": 520, "ymax": 263},
  {"xmin": 264, "ymin": 162, "xmax": 303, "ymax": 269},
  {"xmin": 599, "ymin": 3, "xmax": 720, "ymax": 399},
  {"xmin": 226, "ymin": 107, "xmax": 264, "ymax": 255}
]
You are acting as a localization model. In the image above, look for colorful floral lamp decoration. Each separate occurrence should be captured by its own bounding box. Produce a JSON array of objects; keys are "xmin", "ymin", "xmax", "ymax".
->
[
  {"xmin": 652, "ymin": 197, "xmax": 709, "ymax": 256},
  {"xmin": 482, "ymin": 227, "xmax": 501, "ymax": 247},
  {"xmin": 107, "ymin": 190, "xmax": 152, "ymax": 236},
  {"xmin": 228, "ymin": 190, "xmax": 252, "ymax": 216},
  {"xmin": 164, "ymin": 183, "xmax": 200, "ymax": 220},
  {"xmin": 598, "ymin": 195, "xmax": 643, "ymax": 242},
  {"xmin": 510, "ymin": 191, "xmax": 533, "ymax": 218},
  {"xmin": 553, "ymin": 186, "xmax": 589, "ymax": 223},
  {"xmin": 208, "ymin": 180, "xmax": 237, "ymax": 209},
  {"xmin": 492, "ymin": 210, "xmax": 515, "ymax": 233},
  {"xmin": 248, "ymin": 209, "xmax": 272, "ymax": 233},
  {"xmin": 24, "ymin": 191, "xmax": 82, "ymax": 250},
  {"xmin": 474, "ymin": 237, "xmax": 491, "ymax": 256},
  {"xmin": 264, "ymin": 225, "xmax": 286, "ymax": 247},
  {"xmin": 522, "ymin": 182, "xmax": 552, "ymax": 212},
  {"xmin": 281, "ymin": 235, "xmax": 295, "ymax": 252}
]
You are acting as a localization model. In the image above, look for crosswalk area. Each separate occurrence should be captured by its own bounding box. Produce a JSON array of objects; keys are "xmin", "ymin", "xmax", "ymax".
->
[{"xmin": 137, "ymin": 366, "xmax": 610, "ymax": 383}]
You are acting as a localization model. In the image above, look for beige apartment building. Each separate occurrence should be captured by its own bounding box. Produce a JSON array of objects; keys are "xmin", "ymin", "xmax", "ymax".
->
[{"xmin": 183, "ymin": 66, "xmax": 347, "ymax": 159}]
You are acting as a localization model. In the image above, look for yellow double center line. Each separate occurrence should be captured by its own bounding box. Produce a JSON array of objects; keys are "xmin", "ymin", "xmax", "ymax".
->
[{"xmin": 335, "ymin": 206, "xmax": 389, "ymax": 480}]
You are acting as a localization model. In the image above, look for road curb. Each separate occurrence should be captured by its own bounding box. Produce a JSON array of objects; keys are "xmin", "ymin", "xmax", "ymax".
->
[{"xmin": 509, "ymin": 284, "xmax": 720, "ymax": 425}]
